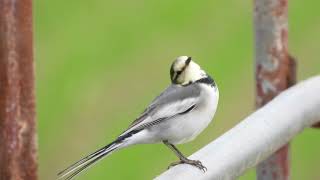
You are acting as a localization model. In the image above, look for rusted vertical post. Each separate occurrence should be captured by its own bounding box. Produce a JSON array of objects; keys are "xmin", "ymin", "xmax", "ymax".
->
[
  {"xmin": 254, "ymin": 0, "xmax": 296, "ymax": 180},
  {"xmin": 0, "ymin": 0, "xmax": 37, "ymax": 180}
]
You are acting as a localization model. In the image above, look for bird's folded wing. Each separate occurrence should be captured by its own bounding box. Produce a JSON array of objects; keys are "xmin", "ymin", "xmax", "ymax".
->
[{"xmin": 121, "ymin": 84, "xmax": 201, "ymax": 135}]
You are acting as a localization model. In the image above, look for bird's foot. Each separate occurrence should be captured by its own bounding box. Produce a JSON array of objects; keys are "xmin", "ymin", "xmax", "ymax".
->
[{"xmin": 168, "ymin": 159, "xmax": 207, "ymax": 172}]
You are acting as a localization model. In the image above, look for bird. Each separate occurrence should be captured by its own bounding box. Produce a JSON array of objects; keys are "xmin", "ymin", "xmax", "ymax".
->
[{"xmin": 58, "ymin": 56, "xmax": 219, "ymax": 180}]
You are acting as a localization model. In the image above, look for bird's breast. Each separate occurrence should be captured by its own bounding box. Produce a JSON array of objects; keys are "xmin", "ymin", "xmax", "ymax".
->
[
  {"xmin": 163, "ymin": 84, "xmax": 219, "ymax": 144},
  {"xmin": 192, "ymin": 84, "xmax": 219, "ymax": 131}
]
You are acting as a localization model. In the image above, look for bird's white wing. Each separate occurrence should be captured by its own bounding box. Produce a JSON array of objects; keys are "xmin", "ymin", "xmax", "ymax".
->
[{"xmin": 120, "ymin": 84, "xmax": 201, "ymax": 135}]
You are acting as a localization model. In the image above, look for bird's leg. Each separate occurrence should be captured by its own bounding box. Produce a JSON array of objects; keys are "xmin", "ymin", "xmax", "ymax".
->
[{"xmin": 163, "ymin": 140, "xmax": 207, "ymax": 172}]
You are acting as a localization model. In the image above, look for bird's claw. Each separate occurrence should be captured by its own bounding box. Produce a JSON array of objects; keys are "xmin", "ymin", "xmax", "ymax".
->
[
  {"xmin": 192, "ymin": 160, "xmax": 207, "ymax": 172},
  {"xmin": 167, "ymin": 159, "xmax": 207, "ymax": 172}
]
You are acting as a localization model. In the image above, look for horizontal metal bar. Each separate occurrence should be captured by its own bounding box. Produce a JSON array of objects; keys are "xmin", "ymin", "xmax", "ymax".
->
[{"xmin": 155, "ymin": 76, "xmax": 320, "ymax": 180}]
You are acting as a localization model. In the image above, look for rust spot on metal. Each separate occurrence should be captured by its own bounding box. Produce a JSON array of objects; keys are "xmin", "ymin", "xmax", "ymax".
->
[
  {"xmin": 281, "ymin": 28, "xmax": 288, "ymax": 52},
  {"xmin": 312, "ymin": 122, "xmax": 320, "ymax": 128},
  {"xmin": 274, "ymin": 145, "xmax": 290, "ymax": 178},
  {"xmin": 257, "ymin": 145, "xmax": 290, "ymax": 180},
  {"xmin": 272, "ymin": 172, "xmax": 278, "ymax": 179},
  {"xmin": 256, "ymin": 47, "xmax": 295, "ymax": 107},
  {"xmin": 273, "ymin": 0, "xmax": 287, "ymax": 17},
  {"xmin": 0, "ymin": 0, "xmax": 37, "ymax": 179}
]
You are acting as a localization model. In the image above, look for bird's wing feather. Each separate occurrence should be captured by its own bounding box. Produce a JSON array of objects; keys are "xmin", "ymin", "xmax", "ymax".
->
[{"xmin": 122, "ymin": 84, "xmax": 201, "ymax": 134}]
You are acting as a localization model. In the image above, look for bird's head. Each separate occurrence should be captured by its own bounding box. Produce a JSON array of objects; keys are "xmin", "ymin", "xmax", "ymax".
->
[{"xmin": 170, "ymin": 56, "xmax": 207, "ymax": 85}]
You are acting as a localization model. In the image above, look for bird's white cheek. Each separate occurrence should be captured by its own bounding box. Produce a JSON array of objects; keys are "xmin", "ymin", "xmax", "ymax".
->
[{"xmin": 184, "ymin": 67, "xmax": 203, "ymax": 83}]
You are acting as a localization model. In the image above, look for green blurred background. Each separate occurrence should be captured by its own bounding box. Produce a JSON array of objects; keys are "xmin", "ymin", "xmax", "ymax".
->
[{"xmin": 34, "ymin": 0, "xmax": 320, "ymax": 179}]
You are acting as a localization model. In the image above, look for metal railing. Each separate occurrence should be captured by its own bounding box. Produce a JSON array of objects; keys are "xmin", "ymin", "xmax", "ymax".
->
[{"xmin": 156, "ymin": 76, "xmax": 320, "ymax": 180}]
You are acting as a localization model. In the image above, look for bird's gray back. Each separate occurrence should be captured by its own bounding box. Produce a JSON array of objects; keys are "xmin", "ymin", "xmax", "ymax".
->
[{"xmin": 127, "ymin": 84, "xmax": 201, "ymax": 129}]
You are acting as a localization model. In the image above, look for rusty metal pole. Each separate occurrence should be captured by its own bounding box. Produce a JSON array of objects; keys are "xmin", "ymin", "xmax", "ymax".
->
[
  {"xmin": 254, "ymin": 0, "xmax": 296, "ymax": 180},
  {"xmin": 0, "ymin": 0, "xmax": 37, "ymax": 180}
]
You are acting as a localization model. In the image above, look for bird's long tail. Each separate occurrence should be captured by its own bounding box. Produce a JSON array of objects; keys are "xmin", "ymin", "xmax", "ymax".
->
[{"xmin": 57, "ymin": 140, "xmax": 122, "ymax": 180}]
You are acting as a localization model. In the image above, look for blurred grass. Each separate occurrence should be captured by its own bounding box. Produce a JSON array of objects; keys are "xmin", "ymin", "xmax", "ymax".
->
[{"xmin": 34, "ymin": 0, "xmax": 320, "ymax": 179}]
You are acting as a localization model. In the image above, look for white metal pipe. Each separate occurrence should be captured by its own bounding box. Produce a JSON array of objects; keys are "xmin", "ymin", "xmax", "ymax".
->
[{"xmin": 155, "ymin": 76, "xmax": 320, "ymax": 180}]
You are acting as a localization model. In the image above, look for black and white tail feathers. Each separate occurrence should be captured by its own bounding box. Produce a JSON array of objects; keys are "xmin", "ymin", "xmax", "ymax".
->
[
  {"xmin": 57, "ymin": 141, "xmax": 121, "ymax": 180},
  {"xmin": 57, "ymin": 129, "xmax": 142, "ymax": 180}
]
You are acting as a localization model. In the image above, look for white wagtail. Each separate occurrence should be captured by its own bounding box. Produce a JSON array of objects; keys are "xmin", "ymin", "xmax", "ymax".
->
[{"xmin": 58, "ymin": 56, "xmax": 219, "ymax": 179}]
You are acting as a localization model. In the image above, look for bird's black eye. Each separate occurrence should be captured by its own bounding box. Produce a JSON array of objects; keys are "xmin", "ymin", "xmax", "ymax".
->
[{"xmin": 171, "ymin": 70, "xmax": 182, "ymax": 83}]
